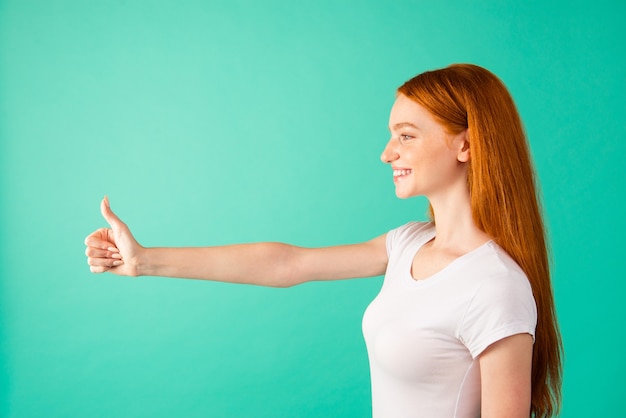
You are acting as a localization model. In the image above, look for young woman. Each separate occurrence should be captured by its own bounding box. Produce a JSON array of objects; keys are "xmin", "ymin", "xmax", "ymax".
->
[{"xmin": 85, "ymin": 64, "xmax": 562, "ymax": 417}]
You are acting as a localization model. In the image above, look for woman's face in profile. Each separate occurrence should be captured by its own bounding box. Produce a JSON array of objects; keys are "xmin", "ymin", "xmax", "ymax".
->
[{"xmin": 381, "ymin": 94, "xmax": 469, "ymax": 200}]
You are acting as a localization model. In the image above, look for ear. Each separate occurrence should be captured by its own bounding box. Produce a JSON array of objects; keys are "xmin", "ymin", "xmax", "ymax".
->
[{"xmin": 456, "ymin": 130, "xmax": 470, "ymax": 163}]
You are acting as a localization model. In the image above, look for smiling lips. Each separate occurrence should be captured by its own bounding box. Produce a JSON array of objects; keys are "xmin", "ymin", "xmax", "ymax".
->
[{"xmin": 393, "ymin": 168, "xmax": 413, "ymax": 180}]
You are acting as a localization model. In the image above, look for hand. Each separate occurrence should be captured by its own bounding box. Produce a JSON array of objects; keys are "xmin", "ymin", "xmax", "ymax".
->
[{"xmin": 84, "ymin": 196, "xmax": 143, "ymax": 276}]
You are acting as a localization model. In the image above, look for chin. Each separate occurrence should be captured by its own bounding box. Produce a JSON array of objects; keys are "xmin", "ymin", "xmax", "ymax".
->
[
  {"xmin": 395, "ymin": 190, "xmax": 413, "ymax": 199},
  {"xmin": 394, "ymin": 187, "xmax": 422, "ymax": 200}
]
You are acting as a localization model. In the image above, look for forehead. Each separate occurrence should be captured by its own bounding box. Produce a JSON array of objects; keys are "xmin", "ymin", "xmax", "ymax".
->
[{"xmin": 388, "ymin": 94, "xmax": 439, "ymax": 130}]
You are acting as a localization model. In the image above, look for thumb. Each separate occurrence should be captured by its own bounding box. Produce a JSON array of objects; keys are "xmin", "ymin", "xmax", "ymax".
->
[{"xmin": 100, "ymin": 195, "xmax": 125, "ymax": 228}]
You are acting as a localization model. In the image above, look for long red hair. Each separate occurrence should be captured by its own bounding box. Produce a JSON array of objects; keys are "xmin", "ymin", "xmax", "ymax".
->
[{"xmin": 398, "ymin": 64, "xmax": 562, "ymax": 417}]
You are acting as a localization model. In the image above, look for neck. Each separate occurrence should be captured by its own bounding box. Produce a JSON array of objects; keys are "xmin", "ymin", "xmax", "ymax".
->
[{"xmin": 427, "ymin": 184, "xmax": 491, "ymax": 251}]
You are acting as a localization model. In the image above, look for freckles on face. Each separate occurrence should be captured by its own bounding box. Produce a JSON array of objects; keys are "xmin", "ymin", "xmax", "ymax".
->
[{"xmin": 383, "ymin": 94, "xmax": 468, "ymax": 198}]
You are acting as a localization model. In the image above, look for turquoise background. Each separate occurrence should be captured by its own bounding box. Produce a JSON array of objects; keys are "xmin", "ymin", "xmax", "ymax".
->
[{"xmin": 1, "ymin": 0, "xmax": 624, "ymax": 416}]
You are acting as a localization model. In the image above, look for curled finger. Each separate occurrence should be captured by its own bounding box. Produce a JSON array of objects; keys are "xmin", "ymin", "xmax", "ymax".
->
[
  {"xmin": 90, "ymin": 265, "xmax": 110, "ymax": 274},
  {"xmin": 85, "ymin": 247, "xmax": 122, "ymax": 259},
  {"xmin": 88, "ymin": 256, "xmax": 124, "ymax": 268},
  {"xmin": 84, "ymin": 228, "xmax": 115, "ymax": 250}
]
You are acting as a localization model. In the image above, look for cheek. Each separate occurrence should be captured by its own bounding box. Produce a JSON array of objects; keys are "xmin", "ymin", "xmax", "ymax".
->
[
  {"xmin": 425, "ymin": 142, "xmax": 459, "ymax": 165},
  {"xmin": 402, "ymin": 144, "xmax": 426, "ymax": 163}
]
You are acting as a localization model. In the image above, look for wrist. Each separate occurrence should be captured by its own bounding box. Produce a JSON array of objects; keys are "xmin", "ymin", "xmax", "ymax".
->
[{"xmin": 132, "ymin": 246, "xmax": 150, "ymax": 277}]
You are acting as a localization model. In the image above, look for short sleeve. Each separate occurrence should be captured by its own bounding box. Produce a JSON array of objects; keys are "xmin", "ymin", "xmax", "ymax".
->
[
  {"xmin": 385, "ymin": 221, "xmax": 432, "ymax": 258},
  {"xmin": 458, "ymin": 272, "xmax": 537, "ymax": 358},
  {"xmin": 385, "ymin": 225, "xmax": 398, "ymax": 257}
]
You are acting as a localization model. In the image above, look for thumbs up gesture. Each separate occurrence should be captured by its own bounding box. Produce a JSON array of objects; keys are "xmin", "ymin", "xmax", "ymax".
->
[{"xmin": 84, "ymin": 196, "xmax": 142, "ymax": 276}]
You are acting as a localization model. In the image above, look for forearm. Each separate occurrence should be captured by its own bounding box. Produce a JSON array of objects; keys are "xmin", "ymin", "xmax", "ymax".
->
[
  {"xmin": 136, "ymin": 242, "xmax": 297, "ymax": 287},
  {"xmin": 86, "ymin": 198, "xmax": 387, "ymax": 282}
]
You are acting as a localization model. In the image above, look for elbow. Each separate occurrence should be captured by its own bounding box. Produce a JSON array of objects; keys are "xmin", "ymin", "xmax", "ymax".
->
[
  {"xmin": 269, "ymin": 264, "xmax": 305, "ymax": 288},
  {"xmin": 259, "ymin": 273, "xmax": 302, "ymax": 288},
  {"xmin": 260, "ymin": 243, "xmax": 304, "ymax": 288},
  {"xmin": 268, "ymin": 278, "xmax": 300, "ymax": 289}
]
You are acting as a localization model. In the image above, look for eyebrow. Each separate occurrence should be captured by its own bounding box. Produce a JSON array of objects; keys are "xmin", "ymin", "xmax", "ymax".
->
[{"xmin": 390, "ymin": 122, "xmax": 419, "ymax": 131}]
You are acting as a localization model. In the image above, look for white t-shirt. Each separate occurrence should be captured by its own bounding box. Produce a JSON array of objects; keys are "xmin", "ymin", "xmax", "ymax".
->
[{"xmin": 362, "ymin": 222, "xmax": 537, "ymax": 418}]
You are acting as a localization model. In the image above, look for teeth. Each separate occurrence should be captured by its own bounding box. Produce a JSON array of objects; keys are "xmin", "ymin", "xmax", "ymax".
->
[{"xmin": 393, "ymin": 169, "xmax": 412, "ymax": 177}]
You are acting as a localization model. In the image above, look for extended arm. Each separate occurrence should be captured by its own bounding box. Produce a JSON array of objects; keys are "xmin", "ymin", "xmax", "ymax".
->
[
  {"xmin": 85, "ymin": 197, "xmax": 388, "ymax": 287},
  {"xmin": 479, "ymin": 333, "xmax": 533, "ymax": 417}
]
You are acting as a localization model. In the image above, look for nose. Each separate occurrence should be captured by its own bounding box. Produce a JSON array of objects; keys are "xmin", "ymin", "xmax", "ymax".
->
[{"xmin": 380, "ymin": 139, "xmax": 399, "ymax": 164}]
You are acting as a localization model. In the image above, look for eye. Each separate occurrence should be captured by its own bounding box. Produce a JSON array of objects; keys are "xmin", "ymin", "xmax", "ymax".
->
[{"xmin": 399, "ymin": 134, "xmax": 414, "ymax": 142}]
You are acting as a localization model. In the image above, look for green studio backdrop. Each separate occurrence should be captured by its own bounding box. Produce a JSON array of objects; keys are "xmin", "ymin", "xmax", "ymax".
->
[{"xmin": 1, "ymin": 0, "xmax": 624, "ymax": 417}]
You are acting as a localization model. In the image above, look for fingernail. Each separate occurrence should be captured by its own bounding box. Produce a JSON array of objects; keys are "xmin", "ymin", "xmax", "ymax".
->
[
  {"xmin": 112, "ymin": 253, "xmax": 122, "ymax": 259},
  {"xmin": 113, "ymin": 260, "xmax": 124, "ymax": 266},
  {"xmin": 108, "ymin": 247, "xmax": 119, "ymax": 253}
]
